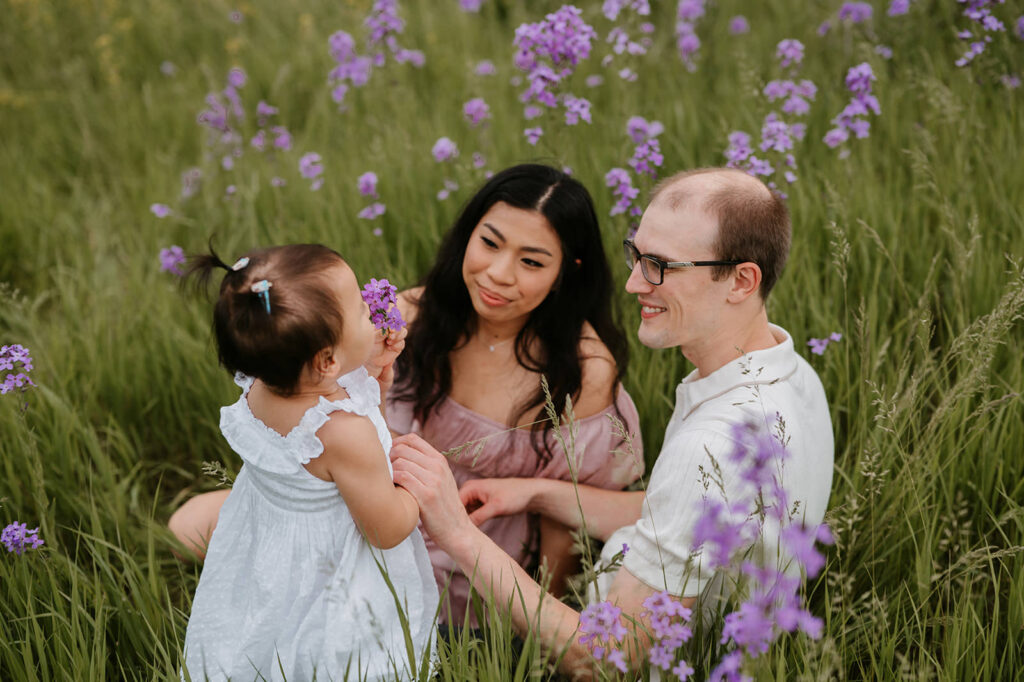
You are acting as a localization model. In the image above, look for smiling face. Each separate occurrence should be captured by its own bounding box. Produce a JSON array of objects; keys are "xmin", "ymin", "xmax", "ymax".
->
[
  {"xmin": 461, "ymin": 202, "xmax": 563, "ymax": 329},
  {"xmin": 625, "ymin": 198, "xmax": 733, "ymax": 353}
]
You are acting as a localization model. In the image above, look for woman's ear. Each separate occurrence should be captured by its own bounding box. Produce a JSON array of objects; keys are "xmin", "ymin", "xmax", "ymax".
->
[{"xmin": 727, "ymin": 262, "xmax": 763, "ymax": 303}]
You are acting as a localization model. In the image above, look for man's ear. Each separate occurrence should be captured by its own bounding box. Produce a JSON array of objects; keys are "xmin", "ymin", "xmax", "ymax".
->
[{"xmin": 727, "ymin": 262, "xmax": 763, "ymax": 303}]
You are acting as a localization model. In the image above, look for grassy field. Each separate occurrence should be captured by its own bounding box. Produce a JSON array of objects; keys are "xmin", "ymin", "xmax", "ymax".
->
[{"xmin": 2, "ymin": 0, "xmax": 1023, "ymax": 679}]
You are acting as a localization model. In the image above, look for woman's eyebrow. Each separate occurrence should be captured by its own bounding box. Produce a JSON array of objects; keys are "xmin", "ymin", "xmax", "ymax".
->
[{"xmin": 484, "ymin": 223, "xmax": 554, "ymax": 257}]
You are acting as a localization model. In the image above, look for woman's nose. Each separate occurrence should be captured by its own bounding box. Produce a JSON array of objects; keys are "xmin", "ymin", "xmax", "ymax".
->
[{"xmin": 487, "ymin": 253, "xmax": 516, "ymax": 285}]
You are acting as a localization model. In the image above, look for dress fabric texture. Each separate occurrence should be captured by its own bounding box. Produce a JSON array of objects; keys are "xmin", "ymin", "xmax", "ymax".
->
[
  {"xmin": 387, "ymin": 386, "xmax": 644, "ymax": 626},
  {"xmin": 183, "ymin": 367, "xmax": 438, "ymax": 682}
]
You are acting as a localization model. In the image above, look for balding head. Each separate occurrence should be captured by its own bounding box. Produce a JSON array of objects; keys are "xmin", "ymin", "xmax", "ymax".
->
[{"xmin": 649, "ymin": 168, "xmax": 790, "ymax": 299}]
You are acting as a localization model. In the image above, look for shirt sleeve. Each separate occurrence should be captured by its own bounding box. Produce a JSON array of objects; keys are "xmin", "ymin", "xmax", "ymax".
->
[
  {"xmin": 622, "ymin": 427, "xmax": 738, "ymax": 597},
  {"xmin": 385, "ymin": 393, "xmax": 415, "ymax": 435}
]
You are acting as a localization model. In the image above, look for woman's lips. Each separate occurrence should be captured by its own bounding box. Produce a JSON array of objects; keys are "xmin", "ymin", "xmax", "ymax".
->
[{"xmin": 477, "ymin": 285, "xmax": 510, "ymax": 307}]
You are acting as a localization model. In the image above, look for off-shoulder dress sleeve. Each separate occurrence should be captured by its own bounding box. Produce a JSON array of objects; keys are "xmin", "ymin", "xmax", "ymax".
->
[{"xmin": 535, "ymin": 384, "xmax": 645, "ymax": 489}]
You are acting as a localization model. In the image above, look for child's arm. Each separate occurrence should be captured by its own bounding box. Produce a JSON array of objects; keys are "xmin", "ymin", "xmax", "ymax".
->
[{"xmin": 311, "ymin": 412, "xmax": 420, "ymax": 549}]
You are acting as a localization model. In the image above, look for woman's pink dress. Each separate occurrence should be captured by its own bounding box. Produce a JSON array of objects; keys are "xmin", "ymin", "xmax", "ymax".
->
[{"xmin": 387, "ymin": 388, "xmax": 644, "ymax": 626}]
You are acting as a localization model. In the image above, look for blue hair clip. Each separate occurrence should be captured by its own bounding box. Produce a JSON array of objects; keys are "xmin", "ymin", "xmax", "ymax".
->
[
  {"xmin": 250, "ymin": 279, "xmax": 273, "ymax": 314},
  {"xmin": 231, "ymin": 257, "xmax": 250, "ymax": 271}
]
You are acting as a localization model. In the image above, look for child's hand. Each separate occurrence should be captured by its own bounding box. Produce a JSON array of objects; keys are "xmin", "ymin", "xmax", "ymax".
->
[{"xmin": 364, "ymin": 326, "xmax": 408, "ymax": 386}]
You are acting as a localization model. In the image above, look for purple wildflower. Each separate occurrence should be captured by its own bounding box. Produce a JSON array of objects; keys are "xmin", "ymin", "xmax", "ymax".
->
[
  {"xmin": 579, "ymin": 601, "xmax": 628, "ymax": 668},
  {"xmin": 271, "ymin": 177, "xmax": 286, "ymax": 187},
  {"xmin": 150, "ymin": 203, "xmax": 171, "ymax": 218},
  {"xmin": 1, "ymin": 522, "xmax": 44, "ymax": 554},
  {"xmin": 626, "ymin": 116, "xmax": 664, "ymax": 143},
  {"xmin": 605, "ymin": 167, "xmax": 639, "ymax": 217},
  {"xmin": 1017, "ymin": 16, "xmax": 1024, "ymax": 40},
  {"xmin": 474, "ymin": 59, "xmax": 497, "ymax": 76},
  {"xmin": 776, "ymin": 39, "xmax": 804, "ymax": 69},
  {"xmin": 817, "ymin": 20, "xmax": 832, "ymax": 36},
  {"xmin": 562, "ymin": 94, "xmax": 592, "ymax": 125},
  {"xmin": 431, "ymin": 137, "xmax": 458, "ymax": 161},
  {"xmin": 674, "ymin": 0, "xmax": 705, "ymax": 72},
  {"xmin": 460, "ymin": 0, "xmax": 484, "ymax": 11},
  {"xmin": 299, "ymin": 152, "xmax": 323, "ymax": 180},
  {"xmin": 875, "ymin": 44, "xmax": 894, "ymax": 59},
  {"xmin": 463, "ymin": 98, "xmax": 491, "ymax": 127},
  {"xmin": 524, "ymin": 127, "xmax": 543, "ymax": 145},
  {"xmin": 888, "ymin": 0, "xmax": 911, "ymax": 16},
  {"xmin": 729, "ymin": 15, "xmax": 750, "ymax": 34},
  {"xmin": 1002, "ymin": 74, "xmax": 1022, "ymax": 88},
  {"xmin": 159, "ymin": 246, "xmax": 185, "ymax": 275},
  {"xmin": 357, "ymin": 172, "xmax": 378, "ymax": 198},
  {"xmin": 585, "ymin": 74, "xmax": 604, "ymax": 87},
  {"xmin": 361, "ymin": 278, "xmax": 405, "ymax": 333},
  {"xmin": 472, "ymin": 152, "xmax": 486, "ymax": 169},
  {"xmin": 1, "ymin": 345, "xmax": 36, "ymax": 395},
  {"xmin": 838, "ymin": 2, "xmax": 873, "ymax": 23},
  {"xmin": 271, "ymin": 126, "xmax": 292, "ymax": 151},
  {"xmin": 358, "ymin": 202, "xmax": 386, "ymax": 220},
  {"xmin": 227, "ymin": 67, "xmax": 246, "ymax": 89},
  {"xmin": 229, "ymin": 10, "xmax": 243, "ymax": 23},
  {"xmin": 436, "ymin": 178, "xmax": 459, "ymax": 200}
]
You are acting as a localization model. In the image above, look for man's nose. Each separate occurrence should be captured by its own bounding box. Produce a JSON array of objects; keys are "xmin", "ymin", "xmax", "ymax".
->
[{"xmin": 624, "ymin": 261, "xmax": 652, "ymax": 294}]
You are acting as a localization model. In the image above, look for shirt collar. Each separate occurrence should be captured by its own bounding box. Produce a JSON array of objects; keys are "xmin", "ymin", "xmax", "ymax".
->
[{"xmin": 674, "ymin": 324, "xmax": 798, "ymax": 421}]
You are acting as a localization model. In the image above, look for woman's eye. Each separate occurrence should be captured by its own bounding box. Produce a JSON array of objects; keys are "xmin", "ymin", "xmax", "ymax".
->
[
  {"xmin": 522, "ymin": 258, "xmax": 543, "ymax": 268},
  {"xmin": 481, "ymin": 236, "xmax": 498, "ymax": 249}
]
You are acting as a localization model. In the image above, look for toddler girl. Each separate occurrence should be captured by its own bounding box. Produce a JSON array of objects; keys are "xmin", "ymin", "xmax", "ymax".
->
[{"xmin": 181, "ymin": 244, "xmax": 437, "ymax": 681}]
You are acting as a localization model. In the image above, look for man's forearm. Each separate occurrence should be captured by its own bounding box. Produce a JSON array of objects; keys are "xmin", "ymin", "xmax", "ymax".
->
[
  {"xmin": 529, "ymin": 481, "xmax": 645, "ymax": 542},
  {"xmin": 446, "ymin": 524, "xmax": 597, "ymax": 679}
]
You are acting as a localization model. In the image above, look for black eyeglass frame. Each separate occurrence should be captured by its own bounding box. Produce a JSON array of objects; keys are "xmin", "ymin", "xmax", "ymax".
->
[{"xmin": 623, "ymin": 239, "xmax": 744, "ymax": 286}]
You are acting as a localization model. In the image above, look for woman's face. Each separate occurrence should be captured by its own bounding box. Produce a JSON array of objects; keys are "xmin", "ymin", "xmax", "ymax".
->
[{"xmin": 461, "ymin": 201, "xmax": 563, "ymax": 327}]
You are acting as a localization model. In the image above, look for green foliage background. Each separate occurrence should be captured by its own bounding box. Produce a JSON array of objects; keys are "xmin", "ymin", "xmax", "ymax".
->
[{"xmin": 1, "ymin": 0, "xmax": 1022, "ymax": 679}]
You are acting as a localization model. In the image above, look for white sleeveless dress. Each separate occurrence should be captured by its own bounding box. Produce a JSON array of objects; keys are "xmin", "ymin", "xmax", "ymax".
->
[{"xmin": 182, "ymin": 367, "xmax": 438, "ymax": 681}]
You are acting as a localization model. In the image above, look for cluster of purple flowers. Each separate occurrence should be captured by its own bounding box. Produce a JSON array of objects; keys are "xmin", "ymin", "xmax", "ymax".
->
[
  {"xmin": 823, "ymin": 63, "xmax": 880, "ymax": 151},
  {"xmin": 605, "ymin": 116, "xmax": 664, "ymax": 219},
  {"xmin": 954, "ymin": 0, "xmax": 1009, "ymax": 67},
  {"xmin": 159, "ymin": 246, "xmax": 186, "ymax": 275},
  {"xmin": 513, "ymin": 6, "xmax": 597, "ymax": 142},
  {"xmin": 838, "ymin": 2, "xmax": 873, "ymax": 23},
  {"xmin": 724, "ymin": 40, "xmax": 815, "ymax": 195},
  {"xmin": 361, "ymin": 278, "xmax": 405, "ymax": 334},
  {"xmin": 463, "ymin": 97, "xmax": 491, "ymax": 127},
  {"xmin": 807, "ymin": 332, "xmax": 842, "ymax": 355},
  {"xmin": 642, "ymin": 592, "xmax": 694, "ymax": 677},
  {"xmin": 459, "ymin": 0, "xmax": 484, "ymax": 12},
  {"xmin": 675, "ymin": 0, "xmax": 706, "ymax": 72},
  {"xmin": 706, "ymin": 422, "xmax": 833, "ymax": 680},
  {"xmin": 365, "ymin": 0, "xmax": 425, "ymax": 68},
  {"xmin": 299, "ymin": 152, "xmax": 324, "ymax": 191},
  {"xmin": 578, "ymin": 600, "xmax": 629, "ymax": 672},
  {"xmin": 328, "ymin": 2, "xmax": 424, "ymax": 110},
  {"xmin": 1, "ymin": 344, "xmax": 35, "ymax": 395},
  {"xmin": 601, "ymin": 0, "xmax": 653, "ymax": 82},
  {"xmin": 729, "ymin": 15, "xmax": 750, "ymax": 35},
  {"xmin": 1, "ymin": 522, "xmax": 44, "ymax": 555},
  {"xmin": 580, "ymin": 420, "xmax": 833, "ymax": 678},
  {"xmin": 249, "ymin": 101, "xmax": 293, "ymax": 158},
  {"xmin": 357, "ymin": 172, "xmax": 386, "ymax": 223},
  {"xmin": 887, "ymin": 0, "xmax": 913, "ymax": 16}
]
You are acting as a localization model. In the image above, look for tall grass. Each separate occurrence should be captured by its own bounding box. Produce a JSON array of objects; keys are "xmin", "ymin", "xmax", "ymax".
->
[{"xmin": 2, "ymin": 0, "xmax": 1022, "ymax": 679}]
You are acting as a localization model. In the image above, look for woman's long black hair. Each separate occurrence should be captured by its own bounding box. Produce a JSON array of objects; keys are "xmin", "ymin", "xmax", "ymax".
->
[{"xmin": 392, "ymin": 163, "xmax": 629, "ymax": 462}]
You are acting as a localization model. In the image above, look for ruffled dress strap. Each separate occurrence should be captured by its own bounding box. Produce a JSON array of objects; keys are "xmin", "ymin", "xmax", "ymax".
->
[{"xmin": 218, "ymin": 369, "xmax": 389, "ymax": 476}]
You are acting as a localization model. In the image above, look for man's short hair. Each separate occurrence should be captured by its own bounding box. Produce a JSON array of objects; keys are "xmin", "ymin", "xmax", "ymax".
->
[{"xmin": 651, "ymin": 168, "xmax": 791, "ymax": 300}]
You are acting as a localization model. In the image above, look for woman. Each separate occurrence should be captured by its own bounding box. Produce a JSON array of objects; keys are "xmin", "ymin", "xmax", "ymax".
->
[{"xmin": 169, "ymin": 163, "xmax": 644, "ymax": 626}]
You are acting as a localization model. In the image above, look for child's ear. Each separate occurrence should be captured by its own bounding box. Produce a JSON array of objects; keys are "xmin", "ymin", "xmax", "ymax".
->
[{"xmin": 314, "ymin": 347, "xmax": 338, "ymax": 376}]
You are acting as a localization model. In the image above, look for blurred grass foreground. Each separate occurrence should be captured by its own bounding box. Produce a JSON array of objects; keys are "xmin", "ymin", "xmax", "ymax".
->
[{"xmin": 2, "ymin": 0, "xmax": 1023, "ymax": 679}]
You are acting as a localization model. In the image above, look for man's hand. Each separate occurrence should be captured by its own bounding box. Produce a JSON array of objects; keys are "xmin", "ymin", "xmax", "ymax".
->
[
  {"xmin": 459, "ymin": 477, "xmax": 536, "ymax": 526},
  {"xmin": 390, "ymin": 433, "xmax": 474, "ymax": 550}
]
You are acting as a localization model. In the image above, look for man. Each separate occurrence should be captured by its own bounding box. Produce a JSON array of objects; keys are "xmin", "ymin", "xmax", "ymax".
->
[{"xmin": 390, "ymin": 168, "xmax": 834, "ymax": 677}]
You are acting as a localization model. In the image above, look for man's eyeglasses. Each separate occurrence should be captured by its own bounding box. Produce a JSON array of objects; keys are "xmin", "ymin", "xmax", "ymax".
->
[{"xmin": 623, "ymin": 240, "xmax": 743, "ymax": 286}]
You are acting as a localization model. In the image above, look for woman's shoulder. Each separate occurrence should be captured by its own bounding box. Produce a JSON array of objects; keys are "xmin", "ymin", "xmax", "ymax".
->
[
  {"xmin": 573, "ymin": 322, "xmax": 620, "ymax": 419},
  {"xmin": 397, "ymin": 286, "xmax": 424, "ymax": 327}
]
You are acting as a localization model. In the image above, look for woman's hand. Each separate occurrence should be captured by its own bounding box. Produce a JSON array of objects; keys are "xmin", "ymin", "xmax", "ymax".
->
[
  {"xmin": 365, "ymin": 326, "xmax": 408, "ymax": 387},
  {"xmin": 459, "ymin": 478, "xmax": 536, "ymax": 526},
  {"xmin": 390, "ymin": 433, "xmax": 473, "ymax": 551}
]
